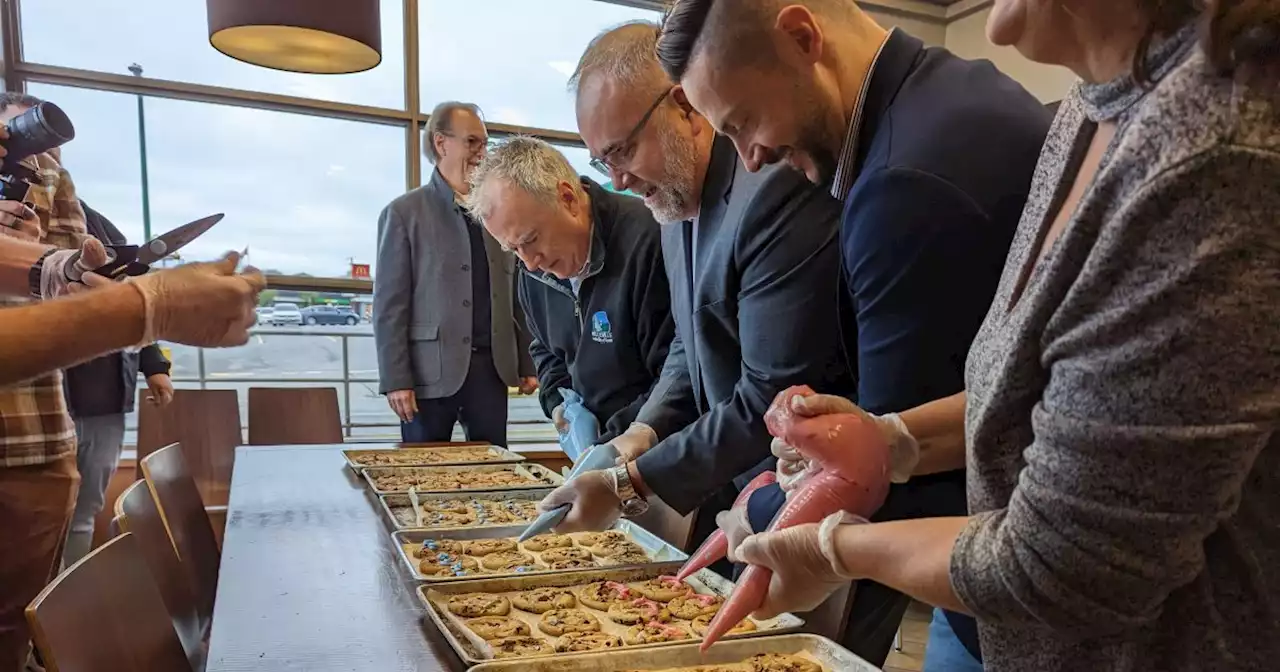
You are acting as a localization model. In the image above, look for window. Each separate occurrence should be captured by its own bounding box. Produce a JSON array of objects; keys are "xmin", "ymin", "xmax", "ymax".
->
[
  {"xmin": 419, "ymin": 0, "xmax": 660, "ymax": 132},
  {"xmin": 21, "ymin": 0, "xmax": 405, "ymax": 109}
]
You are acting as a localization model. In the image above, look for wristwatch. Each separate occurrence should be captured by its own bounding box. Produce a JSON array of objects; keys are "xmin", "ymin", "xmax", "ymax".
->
[
  {"xmin": 611, "ymin": 465, "xmax": 650, "ymax": 517},
  {"xmin": 28, "ymin": 248, "xmax": 59, "ymax": 299}
]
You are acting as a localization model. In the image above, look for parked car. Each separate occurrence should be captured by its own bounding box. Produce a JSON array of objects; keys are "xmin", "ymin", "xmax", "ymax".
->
[
  {"xmin": 300, "ymin": 305, "xmax": 360, "ymax": 326},
  {"xmin": 269, "ymin": 302, "xmax": 303, "ymax": 326},
  {"xmin": 254, "ymin": 306, "xmax": 273, "ymax": 324}
]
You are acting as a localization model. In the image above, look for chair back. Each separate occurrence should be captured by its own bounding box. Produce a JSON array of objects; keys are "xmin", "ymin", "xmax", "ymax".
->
[
  {"xmin": 25, "ymin": 533, "xmax": 192, "ymax": 672},
  {"xmin": 137, "ymin": 389, "xmax": 242, "ymax": 506},
  {"xmin": 247, "ymin": 387, "xmax": 343, "ymax": 445},
  {"xmin": 116, "ymin": 479, "xmax": 205, "ymax": 665},
  {"xmin": 140, "ymin": 443, "xmax": 222, "ymax": 629}
]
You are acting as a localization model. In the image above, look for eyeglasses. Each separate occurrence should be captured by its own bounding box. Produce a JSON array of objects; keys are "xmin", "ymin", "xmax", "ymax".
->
[
  {"xmin": 441, "ymin": 132, "xmax": 489, "ymax": 152},
  {"xmin": 589, "ymin": 88, "xmax": 672, "ymax": 177}
]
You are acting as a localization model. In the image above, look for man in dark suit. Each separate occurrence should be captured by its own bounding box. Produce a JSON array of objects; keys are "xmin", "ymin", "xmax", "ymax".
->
[
  {"xmin": 374, "ymin": 101, "xmax": 537, "ymax": 447},
  {"xmin": 539, "ymin": 22, "xmax": 850, "ymax": 549},
  {"xmin": 655, "ymin": 0, "xmax": 1050, "ymax": 667}
]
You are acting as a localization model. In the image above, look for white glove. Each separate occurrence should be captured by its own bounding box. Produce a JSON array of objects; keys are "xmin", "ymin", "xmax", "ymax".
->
[
  {"xmin": 130, "ymin": 251, "xmax": 266, "ymax": 347},
  {"xmin": 715, "ymin": 506, "xmax": 756, "ymax": 563},
  {"xmin": 735, "ymin": 510, "xmax": 868, "ymax": 619},
  {"xmin": 771, "ymin": 394, "xmax": 919, "ymax": 495},
  {"xmin": 40, "ymin": 238, "xmax": 113, "ymax": 298},
  {"xmin": 537, "ymin": 470, "xmax": 624, "ymax": 533},
  {"xmin": 609, "ymin": 422, "xmax": 659, "ymax": 463}
]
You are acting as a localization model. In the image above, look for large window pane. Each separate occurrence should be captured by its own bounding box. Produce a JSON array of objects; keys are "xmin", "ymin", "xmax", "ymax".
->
[
  {"xmin": 419, "ymin": 0, "xmax": 659, "ymax": 132},
  {"xmin": 21, "ymin": 0, "xmax": 405, "ymax": 109}
]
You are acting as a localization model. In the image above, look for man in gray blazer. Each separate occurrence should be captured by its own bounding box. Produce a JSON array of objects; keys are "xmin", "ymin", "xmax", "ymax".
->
[
  {"xmin": 374, "ymin": 101, "xmax": 537, "ymax": 446},
  {"xmin": 540, "ymin": 23, "xmax": 850, "ymax": 539}
]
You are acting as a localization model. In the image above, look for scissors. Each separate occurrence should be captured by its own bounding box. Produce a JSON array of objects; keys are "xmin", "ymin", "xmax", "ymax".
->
[{"xmin": 92, "ymin": 213, "xmax": 225, "ymax": 278}]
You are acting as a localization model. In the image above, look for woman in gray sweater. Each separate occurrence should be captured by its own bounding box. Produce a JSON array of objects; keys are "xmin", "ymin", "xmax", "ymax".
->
[{"xmin": 728, "ymin": 1, "xmax": 1280, "ymax": 670}]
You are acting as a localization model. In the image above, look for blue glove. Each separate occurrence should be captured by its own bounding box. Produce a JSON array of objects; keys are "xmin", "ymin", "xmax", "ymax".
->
[{"xmin": 556, "ymin": 388, "xmax": 600, "ymax": 463}]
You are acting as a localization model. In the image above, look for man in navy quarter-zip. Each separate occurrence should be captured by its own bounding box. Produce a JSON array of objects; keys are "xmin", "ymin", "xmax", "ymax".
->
[{"xmin": 466, "ymin": 136, "xmax": 674, "ymax": 445}]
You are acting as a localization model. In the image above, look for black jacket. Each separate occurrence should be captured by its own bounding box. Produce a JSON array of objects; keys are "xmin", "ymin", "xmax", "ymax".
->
[
  {"xmin": 519, "ymin": 180, "xmax": 674, "ymax": 441},
  {"xmin": 63, "ymin": 202, "xmax": 171, "ymax": 418}
]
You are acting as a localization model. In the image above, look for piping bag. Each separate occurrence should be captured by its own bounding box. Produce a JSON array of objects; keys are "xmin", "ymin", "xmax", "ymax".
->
[
  {"xmin": 674, "ymin": 470, "xmax": 777, "ymax": 582},
  {"xmin": 556, "ymin": 388, "xmax": 599, "ymax": 463},
  {"xmin": 697, "ymin": 385, "xmax": 892, "ymax": 651},
  {"xmin": 518, "ymin": 442, "xmax": 619, "ymax": 541}
]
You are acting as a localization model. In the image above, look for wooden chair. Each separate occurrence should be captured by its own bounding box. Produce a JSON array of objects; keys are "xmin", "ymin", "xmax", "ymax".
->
[
  {"xmin": 137, "ymin": 389, "xmax": 243, "ymax": 506},
  {"xmin": 115, "ymin": 480, "xmax": 205, "ymax": 667},
  {"xmin": 140, "ymin": 443, "xmax": 222, "ymax": 631},
  {"xmin": 246, "ymin": 387, "xmax": 343, "ymax": 446},
  {"xmin": 25, "ymin": 533, "xmax": 192, "ymax": 672}
]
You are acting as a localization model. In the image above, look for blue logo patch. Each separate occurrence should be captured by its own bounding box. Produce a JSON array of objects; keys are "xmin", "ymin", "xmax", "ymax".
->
[{"xmin": 591, "ymin": 311, "xmax": 614, "ymax": 344}]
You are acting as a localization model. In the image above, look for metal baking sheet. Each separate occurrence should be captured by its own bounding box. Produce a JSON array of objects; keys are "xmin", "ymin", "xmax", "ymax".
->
[
  {"xmin": 362, "ymin": 463, "xmax": 563, "ymax": 495},
  {"xmin": 378, "ymin": 489, "xmax": 555, "ymax": 531},
  {"xmin": 343, "ymin": 445, "xmax": 526, "ymax": 472},
  {"xmin": 392, "ymin": 520, "xmax": 687, "ymax": 582},
  {"xmin": 468, "ymin": 633, "xmax": 877, "ymax": 671},
  {"xmin": 417, "ymin": 565, "xmax": 804, "ymax": 665}
]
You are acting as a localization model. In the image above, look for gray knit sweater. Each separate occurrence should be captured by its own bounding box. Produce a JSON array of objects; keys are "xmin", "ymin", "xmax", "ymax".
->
[{"xmin": 952, "ymin": 28, "xmax": 1280, "ymax": 671}]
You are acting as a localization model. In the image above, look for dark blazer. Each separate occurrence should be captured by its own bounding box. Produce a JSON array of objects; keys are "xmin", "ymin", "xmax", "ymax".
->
[
  {"xmin": 634, "ymin": 137, "xmax": 851, "ymax": 515},
  {"xmin": 374, "ymin": 168, "xmax": 534, "ymax": 398},
  {"xmin": 62, "ymin": 202, "xmax": 170, "ymax": 418},
  {"xmin": 519, "ymin": 180, "xmax": 673, "ymax": 441}
]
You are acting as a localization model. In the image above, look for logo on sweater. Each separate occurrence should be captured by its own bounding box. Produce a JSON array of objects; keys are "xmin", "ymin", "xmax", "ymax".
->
[{"xmin": 591, "ymin": 311, "xmax": 614, "ymax": 344}]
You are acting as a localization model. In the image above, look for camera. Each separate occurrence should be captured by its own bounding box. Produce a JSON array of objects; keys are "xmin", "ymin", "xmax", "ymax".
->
[{"xmin": 0, "ymin": 101, "xmax": 75, "ymax": 202}]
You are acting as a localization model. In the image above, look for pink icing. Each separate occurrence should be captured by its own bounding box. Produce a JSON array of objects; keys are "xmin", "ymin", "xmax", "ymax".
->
[
  {"xmin": 604, "ymin": 581, "xmax": 632, "ymax": 599},
  {"xmin": 688, "ymin": 594, "xmax": 720, "ymax": 606}
]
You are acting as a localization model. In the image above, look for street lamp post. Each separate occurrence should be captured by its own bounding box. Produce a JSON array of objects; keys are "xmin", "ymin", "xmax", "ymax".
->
[{"xmin": 128, "ymin": 63, "xmax": 153, "ymax": 243}]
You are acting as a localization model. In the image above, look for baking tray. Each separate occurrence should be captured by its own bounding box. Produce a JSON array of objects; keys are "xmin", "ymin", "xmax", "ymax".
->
[
  {"xmin": 393, "ymin": 519, "xmax": 687, "ymax": 582},
  {"xmin": 469, "ymin": 633, "xmax": 878, "ymax": 671},
  {"xmin": 378, "ymin": 489, "xmax": 554, "ymax": 531},
  {"xmin": 362, "ymin": 463, "xmax": 563, "ymax": 495},
  {"xmin": 418, "ymin": 565, "xmax": 804, "ymax": 665},
  {"xmin": 343, "ymin": 445, "xmax": 526, "ymax": 471}
]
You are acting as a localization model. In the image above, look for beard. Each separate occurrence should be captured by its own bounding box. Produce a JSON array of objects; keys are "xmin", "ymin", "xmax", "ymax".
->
[
  {"xmin": 644, "ymin": 121, "xmax": 702, "ymax": 224},
  {"xmin": 789, "ymin": 77, "xmax": 843, "ymax": 185}
]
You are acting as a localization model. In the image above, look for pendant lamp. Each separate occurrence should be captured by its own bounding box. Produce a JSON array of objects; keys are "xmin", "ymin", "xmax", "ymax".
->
[{"xmin": 207, "ymin": 0, "xmax": 381, "ymax": 74}]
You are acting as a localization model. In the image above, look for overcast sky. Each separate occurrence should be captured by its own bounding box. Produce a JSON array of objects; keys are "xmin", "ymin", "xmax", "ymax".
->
[{"xmin": 23, "ymin": 0, "xmax": 657, "ymax": 277}]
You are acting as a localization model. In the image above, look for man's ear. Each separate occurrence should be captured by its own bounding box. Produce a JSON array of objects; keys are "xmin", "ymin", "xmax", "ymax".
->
[
  {"xmin": 559, "ymin": 180, "xmax": 578, "ymax": 212},
  {"xmin": 775, "ymin": 5, "xmax": 825, "ymax": 67},
  {"xmin": 671, "ymin": 86, "xmax": 708, "ymax": 135},
  {"xmin": 433, "ymin": 132, "xmax": 448, "ymax": 160}
]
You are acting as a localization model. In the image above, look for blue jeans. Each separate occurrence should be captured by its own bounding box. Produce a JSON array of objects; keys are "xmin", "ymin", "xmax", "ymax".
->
[{"xmin": 924, "ymin": 608, "xmax": 984, "ymax": 672}]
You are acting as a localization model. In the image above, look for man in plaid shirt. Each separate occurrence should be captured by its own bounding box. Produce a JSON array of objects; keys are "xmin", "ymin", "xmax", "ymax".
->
[{"xmin": 0, "ymin": 92, "xmax": 90, "ymax": 672}]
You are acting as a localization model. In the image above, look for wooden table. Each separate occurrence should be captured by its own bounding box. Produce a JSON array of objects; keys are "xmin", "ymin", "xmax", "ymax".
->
[{"xmin": 205, "ymin": 445, "xmax": 468, "ymax": 672}]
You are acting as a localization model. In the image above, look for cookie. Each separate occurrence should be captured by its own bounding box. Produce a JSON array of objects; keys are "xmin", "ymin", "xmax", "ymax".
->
[
  {"xmin": 744, "ymin": 653, "xmax": 822, "ymax": 672},
  {"xmin": 692, "ymin": 613, "xmax": 757, "ymax": 636},
  {"xmin": 577, "ymin": 530, "xmax": 627, "ymax": 547},
  {"xmin": 577, "ymin": 580, "xmax": 636, "ymax": 611},
  {"xmin": 589, "ymin": 539, "xmax": 645, "ymax": 558},
  {"xmin": 480, "ymin": 551, "xmax": 536, "ymax": 571},
  {"xmin": 667, "ymin": 593, "xmax": 723, "ymax": 619},
  {"xmin": 554, "ymin": 631, "xmax": 624, "ymax": 653},
  {"xmin": 521, "ymin": 534, "xmax": 573, "ymax": 552},
  {"xmin": 539, "ymin": 546, "xmax": 591, "ymax": 563},
  {"xmin": 622, "ymin": 621, "xmax": 692, "ymax": 645},
  {"xmin": 549, "ymin": 558, "xmax": 598, "ymax": 570},
  {"xmin": 418, "ymin": 553, "xmax": 479, "ymax": 577},
  {"xmin": 607, "ymin": 597, "xmax": 672, "ymax": 625},
  {"xmin": 423, "ymin": 499, "xmax": 470, "ymax": 514},
  {"xmin": 415, "ymin": 538, "xmax": 468, "ymax": 557},
  {"xmin": 488, "ymin": 635, "xmax": 553, "ymax": 659},
  {"xmin": 425, "ymin": 510, "xmax": 475, "ymax": 527},
  {"xmin": 447, "ymin": 594, "xmax": 510, "ymax": 618},
  {"xmin": 511, "ymin": 587, "xmax": 576, "ymax": 614},
  {"xmin": 631, "ymin": 575, "xmax": 693, "ymax": 602},
  {"xmin": 466, "ymin": 538, "xmax": 518, "ymax": 556},
  {"xmin": 466, "ymin": 616, "xmax": 529, "ymax": 640},
  {"xmin": 598, "ymin": 550, "xmax": 651, "ymax": 566},
  {"xmin": 538, "ymin": 609, "xmax": 601, "ymax": 636}
]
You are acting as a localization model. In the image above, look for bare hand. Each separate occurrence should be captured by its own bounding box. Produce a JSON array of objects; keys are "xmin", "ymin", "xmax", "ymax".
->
[
  {"xmin": 146, "ymin": 373, "xmax": 175, "ymax": 407},
  {"xmin": 0, "ymin": 200, "xmax": 39, "ymax": 240},
  {"xmin": 387, "ymin": 389, "xmax": 418, "ymax": 423},
  {"xmin": 517, "ymin": 376, "xmax": 539, "ymax": 395},
  {"xmin": 130, "ymin": 251, "xmax": 265, "ymax": 347}
]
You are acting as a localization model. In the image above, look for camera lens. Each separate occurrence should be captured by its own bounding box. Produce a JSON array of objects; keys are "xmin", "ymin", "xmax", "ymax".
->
[{"xmin": 4, "ymin": 102, "xmax": 75, "ymax": 165}]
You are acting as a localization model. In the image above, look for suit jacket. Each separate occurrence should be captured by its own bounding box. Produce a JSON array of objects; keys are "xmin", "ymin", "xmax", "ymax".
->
[
  {"xmin": 374, "ymin": 168, "xmax": 533, "ymax": 398},
  {"xmin": 634, "ymin": 136, "xmax": 852, "ymax": 515}
]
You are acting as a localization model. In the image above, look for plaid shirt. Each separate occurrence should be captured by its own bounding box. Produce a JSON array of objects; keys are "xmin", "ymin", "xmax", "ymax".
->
[{"xmin": 0, "ymin": 150, "xmax": 88, "ymax": 467}]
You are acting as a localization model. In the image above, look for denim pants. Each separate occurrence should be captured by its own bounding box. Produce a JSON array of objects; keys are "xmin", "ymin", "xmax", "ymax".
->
[{"xmin": 923, "ymin": 607, "xmax": 984, "ymax": 672}]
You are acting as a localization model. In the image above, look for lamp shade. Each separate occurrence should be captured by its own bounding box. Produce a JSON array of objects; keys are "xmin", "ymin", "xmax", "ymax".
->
[{"xmin": 207, "ymin": 0, "xmax": 381, "ymax": 74}]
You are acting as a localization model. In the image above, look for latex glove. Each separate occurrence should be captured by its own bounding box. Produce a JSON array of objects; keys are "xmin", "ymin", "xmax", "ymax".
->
[
  {"xmin": 129, "ymin": 251, "xmax": 264, "ymax": 348},
  {"xmin": 0, "ymin": 200, "xmax": 39, "ymax": 240},
  {"xmin": 735, "ymin": 511, "xmax": 867, "ymax": 620},
  {"xmin": 145, "ymin": 373, "xmax": 175, "ymax": 407},
  {"xmin": 387, "ymin": 389, "xmax": 418, "ymax": 423},
  {"xmin": 537, "ymin": 469, "xmax": 623, "ymax": 533},
  {"xmin": 518, "ymin": 376, "xmax": 539, "ymax": 395},
  {"xmin": 551, "ymin": 403, "xmax": 568, "ymax": 433},
  {"xmin": 771, "ymin": 394, "xmax": 919, "ymax": 490},
  {"xmin": 39, "ymin": 238, "xmax": 113, "ymax": 298},
  {"xmin": 609, "ymin": 422, "xmax": 659, "ymax": 464},
  {"xmin": 715, "ymin": 506, "xmax": 755, "ymax": 563}
]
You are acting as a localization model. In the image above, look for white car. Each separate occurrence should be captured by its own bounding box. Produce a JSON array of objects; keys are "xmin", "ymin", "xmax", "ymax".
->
[
  {"xmin": 255, "ymin": 306, "xmax": 274, "ymax": 325},
  {"xmin": 269, "ymin": 302, "xmax": 303, "ymax": 326}
]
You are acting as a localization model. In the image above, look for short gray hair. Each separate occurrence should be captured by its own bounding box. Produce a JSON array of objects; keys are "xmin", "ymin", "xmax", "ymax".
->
[
  {"xmin": 569, "ymin": 21, "xmax": 670, "ymax": 97},
  {"xmin": 466, "ymin": 136, "xmax": 583, "ymax": 222},
  {"xmin": 424, "ymin": 100, "xmax": 483, "ymax": 164}
]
